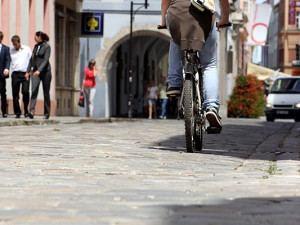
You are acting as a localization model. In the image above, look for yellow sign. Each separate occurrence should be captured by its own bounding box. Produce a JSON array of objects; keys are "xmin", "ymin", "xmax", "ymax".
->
[
  {"xmin": 87, "ymin": 18, "xmax": 99, "ymax": 31},
  {"xmin": 82, "ymin": 13, "xmax": 104, "ymax": 35}
]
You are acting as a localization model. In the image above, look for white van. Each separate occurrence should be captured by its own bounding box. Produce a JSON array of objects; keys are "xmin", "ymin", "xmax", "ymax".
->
[{"xmin": 265, "ymin": 76, "xmax": 300, "ymax": 122}]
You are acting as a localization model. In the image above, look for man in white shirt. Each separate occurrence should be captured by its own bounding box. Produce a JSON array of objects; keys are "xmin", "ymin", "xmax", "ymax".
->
[{"xmin": 10, "ymin": 35, "xmax": 32, "ymax": 118}]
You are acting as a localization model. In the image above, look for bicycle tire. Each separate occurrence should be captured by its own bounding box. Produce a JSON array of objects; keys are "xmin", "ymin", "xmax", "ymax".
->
[
  {"xmin": 194, "ymin": 122, "xmax": 202, "ymax": 151},
  {"xmin": 184, "ymin": 77, "xmax": 194, "ymax": 153},
  {"xmin": 194, "ymin": 70, "xmax": 203, "ymax": 151}
]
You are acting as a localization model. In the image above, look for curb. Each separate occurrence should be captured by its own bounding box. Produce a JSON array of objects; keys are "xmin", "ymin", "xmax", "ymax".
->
[
  {"xmin": 0, "ymin": 119, "xmax": 59, "ymax": 127},
  {"xmin": 0, "ymin": 117, "xmax": 136, "ymax": 127}
]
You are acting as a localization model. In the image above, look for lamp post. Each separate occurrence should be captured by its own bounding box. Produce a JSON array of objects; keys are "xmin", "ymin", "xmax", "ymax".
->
[{"xmin": 128, "ymin": 0, "xmax": 148, "ymax": 118}]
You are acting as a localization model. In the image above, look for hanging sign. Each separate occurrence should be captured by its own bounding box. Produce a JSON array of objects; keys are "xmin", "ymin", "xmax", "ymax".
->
[
  {"xmin": 289, "ymin": 0, "xmax": 296, "ymax": 25},
  {"xmin": 248, "ymin": 4, "xmax": 272, "ymax": 46},
  {"xmin": 82, "ymin": 12, "xmax": 104, "ymax": 35}
]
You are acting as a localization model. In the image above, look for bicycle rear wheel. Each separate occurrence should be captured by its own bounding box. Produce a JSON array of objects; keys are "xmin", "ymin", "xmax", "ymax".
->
[
  {"xmin": 194, "ymin": 117, "xmax": 203, "ymax": 151},
  {"xmin": 184, "ymin": 77, "xmax": 195, "ymax": 153},
  {"xmin": 194, "ymin": 70, "xmax": 204, "ymax": 151}
]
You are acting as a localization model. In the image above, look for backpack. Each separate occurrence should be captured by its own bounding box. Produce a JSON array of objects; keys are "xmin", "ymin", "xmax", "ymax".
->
[{"xmin": 191, "ymin": 0, "xmax": 215, "ymax": 14}]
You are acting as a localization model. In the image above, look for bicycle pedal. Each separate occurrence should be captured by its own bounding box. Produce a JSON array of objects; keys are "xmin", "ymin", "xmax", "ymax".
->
[{"xmin": 206, "ymin": 126, "xmax": 222, "ymax": 134}]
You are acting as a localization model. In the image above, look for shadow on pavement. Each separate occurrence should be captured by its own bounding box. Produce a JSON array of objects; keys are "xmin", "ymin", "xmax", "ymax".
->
[
  {"xmin": 149, "ymin": 120, "xmax": 300, "ymax": 161},
  {"xmin": 141, "ymin": 196, "xmax": 300, "ymax": 225}
]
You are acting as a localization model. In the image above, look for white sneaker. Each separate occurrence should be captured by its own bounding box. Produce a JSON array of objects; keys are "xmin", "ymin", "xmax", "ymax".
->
[{"xmin": 206, "ymin": 108, "xmax": 222, "ymax": 131}]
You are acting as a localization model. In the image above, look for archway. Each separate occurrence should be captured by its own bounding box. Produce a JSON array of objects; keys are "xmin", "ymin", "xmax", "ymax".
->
[{"xmin": 94, "ymin": 25, "xmax": 170, "ymax": 117}]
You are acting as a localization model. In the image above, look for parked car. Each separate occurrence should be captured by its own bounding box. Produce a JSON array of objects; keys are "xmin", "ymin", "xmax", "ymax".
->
[{"xmin": 265, "ymin": 76, "xmax": 300, "ymax": 122}]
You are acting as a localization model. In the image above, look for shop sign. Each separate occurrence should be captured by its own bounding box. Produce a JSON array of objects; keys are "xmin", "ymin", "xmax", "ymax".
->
[{"xmin": 82, "ymin": 12, "xmax": 104, "ymax": 35}]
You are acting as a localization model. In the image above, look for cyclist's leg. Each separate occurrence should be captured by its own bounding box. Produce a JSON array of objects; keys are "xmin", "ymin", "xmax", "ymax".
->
[
  {"xmin": 167, "ymin": 39, "xmax": 184, "ymax": 88},
  {"xmin": 166, "ymin": 14, "xmax": 184, "ymax": 89},
  {"xmin": 199, "ymin": 25, "xmax": 222, "ymax": 130},
  {"xmin": 198, "ymin": 25, "xmax": 220, "ymax": 111}
]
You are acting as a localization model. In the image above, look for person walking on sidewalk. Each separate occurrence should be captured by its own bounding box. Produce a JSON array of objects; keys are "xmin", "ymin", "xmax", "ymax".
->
[
  {"xmin": 26, "ymin": 31, "xmax": 52, "ymax": 119},
  {"xmin": 10, "ymin": 35, "xmax": 32, "ymax": 118},
  {"xmin": 82, "ymin": 59, "xmax": 98, "ymax": 118},
  {"xmin": 147, "ymin": 80, "xmax": 158, "ymax": 119},
  {"xmin": 0, "ymin": 31, "xmax": 11, "ymax": 118},
  {"xmin": 158, "ymin": 76, "xmax": 168, "ymax": 119}
]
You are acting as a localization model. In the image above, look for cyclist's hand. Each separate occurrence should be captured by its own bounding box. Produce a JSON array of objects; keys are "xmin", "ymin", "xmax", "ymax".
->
[
  {"xmin": 157, "ymin": 24, "xmax": 167, "ymax": 30},
  {"xmin": 216, "ymin": 21, "xmax": 231, "ymax": 32}
]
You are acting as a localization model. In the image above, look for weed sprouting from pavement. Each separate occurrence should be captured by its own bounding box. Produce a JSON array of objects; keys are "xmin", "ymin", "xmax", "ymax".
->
[
  {"xmin": 267, "ymin": 164, "xmax": 277, "ymax": 175},
  {"xmin": 266, "ymin": 162, "xmax": 282, "ymax": 176}
]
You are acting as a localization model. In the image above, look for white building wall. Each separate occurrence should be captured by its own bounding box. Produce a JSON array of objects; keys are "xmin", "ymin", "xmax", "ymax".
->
[
  {"xmin": 20, "ymin": 0, "xmax": 29, "ymax": 45},
  {"xmin": 10, "ymin": 0, "xmax": 16, "ymax": 37}
]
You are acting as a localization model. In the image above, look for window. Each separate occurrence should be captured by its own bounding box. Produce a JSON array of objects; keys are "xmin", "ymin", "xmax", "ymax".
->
[
  {"xmin": 55, "ymin": 3, "xmax": 65, "ymax": 86},
  {"xmin": 65, "ymin": 9, "xmax": 76, "ymax": 87},
  {"xmin": 296, "ymin": 44, "xmax": 300, "ymax": 60},
  {"xmin": 271, "ymin": 79, "xmax": 300, "ymax": 93},
  {"xmin": 244, "ymin": 1, "xmax": 248, "ymax": 12},
  {"xmin": 296, "ymin": 12, "xmax": 300, "ymax": 29}
]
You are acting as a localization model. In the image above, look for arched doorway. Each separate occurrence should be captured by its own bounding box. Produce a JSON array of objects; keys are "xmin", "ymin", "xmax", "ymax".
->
[{"xmin": 94, "ymin": 26, "xmax": 170, "ymax": 117}]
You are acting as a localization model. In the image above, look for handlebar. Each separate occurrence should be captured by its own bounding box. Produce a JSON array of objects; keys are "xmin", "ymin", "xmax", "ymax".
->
[
  {"xmin": 158, "ymin": 22, "xmax": 231, "ymax": 30},
  {"xmin": 216, "ymin": 22, "xmax": 232, "ymax": 28},
  {"xmin": 157, "ymin": 25, "xmax": 167, "ymax": 30}
]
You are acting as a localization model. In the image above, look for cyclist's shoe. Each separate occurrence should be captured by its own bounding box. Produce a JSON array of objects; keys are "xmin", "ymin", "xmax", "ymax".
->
[
  {"xmin": 206, "ymin": 108, "xmax": 222, "ymax": 134},
  {"xmin": 166, "ymin": 86, "xmax": 181, "ymax": 97}
]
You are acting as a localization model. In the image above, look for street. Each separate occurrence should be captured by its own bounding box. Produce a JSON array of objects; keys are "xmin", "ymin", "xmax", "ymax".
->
[{"xmin": 0, "ymin": 118, "xmax": 299, "ymax": 225}]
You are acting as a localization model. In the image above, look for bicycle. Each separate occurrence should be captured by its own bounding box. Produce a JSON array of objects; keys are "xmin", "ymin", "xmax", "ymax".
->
[{"xmin": 158, "ymin": 22, "xmax": 231, "ymax": 153}]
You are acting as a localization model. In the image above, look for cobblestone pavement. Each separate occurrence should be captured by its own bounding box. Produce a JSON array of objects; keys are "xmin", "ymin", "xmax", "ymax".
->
[{"xmin": 0, "ymin": 118, "xmax": 299, "ymax": 225}]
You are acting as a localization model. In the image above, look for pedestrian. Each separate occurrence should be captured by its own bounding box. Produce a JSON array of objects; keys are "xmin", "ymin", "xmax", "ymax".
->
[
  {"xmin": 82, "ymin": 59, "xmax": 98, "ymax": 118},
  {"xmin": 142, "ymin": 80, "xmax": 149, "ymax": 117},
  {"xmin": 147, "ymin": 80, "xmax": 158, "ymax": 119},
  {"xmin": 26, "ymin": 31, "xmax": 52, "ymax": 119},
  {"xmin": 158, "ymin": 76, "xmax": 168, "ymax": 119},
  {"xmin": 10, "ymin": 35, "xmax": 32, "ymax": 118},
  {"xmin": 0, "ymin": 31, "xmax": 11, "ymax": 118}
]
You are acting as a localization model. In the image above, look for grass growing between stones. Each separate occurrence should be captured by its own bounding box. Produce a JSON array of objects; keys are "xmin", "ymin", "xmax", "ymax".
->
[
  {"xmin": 267, "ymin": 164, "xmax": 278, "ymax": 175},
  {"xmin": 261, "ymin": 162, "xmax": 282, "ymax": 179}
]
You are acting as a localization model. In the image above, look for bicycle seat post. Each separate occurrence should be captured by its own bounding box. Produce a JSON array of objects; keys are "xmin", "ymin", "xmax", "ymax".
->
[{"xmin": 186, "ymin": 49, "xmax": 200, "ymax": 66}]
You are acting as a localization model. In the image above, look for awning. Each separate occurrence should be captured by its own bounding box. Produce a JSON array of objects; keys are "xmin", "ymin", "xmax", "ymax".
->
[{"xmin": 247, "ymin": 63, "xmax": 291, "ymax": 81}]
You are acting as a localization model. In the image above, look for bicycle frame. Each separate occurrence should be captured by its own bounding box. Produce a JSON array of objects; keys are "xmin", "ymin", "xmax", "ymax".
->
[{"xmin": 178, "ymin": 49, "xmax": 206, "ymax": 152}]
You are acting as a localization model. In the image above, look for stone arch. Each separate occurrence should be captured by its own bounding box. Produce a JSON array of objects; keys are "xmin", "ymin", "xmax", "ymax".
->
[{"xmin": 95, "ymin": 25, "xmax": 170, "ymax": 83}]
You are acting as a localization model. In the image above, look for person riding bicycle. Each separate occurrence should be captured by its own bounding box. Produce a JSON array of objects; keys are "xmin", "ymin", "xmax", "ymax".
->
[{"xmin": 160, "ymin": 0, "xmax": 230, "ymax": 132}]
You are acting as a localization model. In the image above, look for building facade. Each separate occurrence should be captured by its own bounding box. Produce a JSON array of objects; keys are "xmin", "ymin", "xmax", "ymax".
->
[
  {"xmin": 264, "ymin": 0, "xmax": 280, "ymax": 70},
  {"xmin": 1, "ymin": 0, "xmax": 244, "ymax": 118},
  {"xmin": 278, "ymin": 0, "xmax": 300, "ymax": 75},
  {"xmin": 0, "ymin": 0, "xmax": 82, "ymax": 116},
  {"xmin": 55, "ymin": 0, "xmax": 82, "ymax": 116},
  {"xmin": 80, "ymin": 0, "xmax": 170, "ymax": 118}
]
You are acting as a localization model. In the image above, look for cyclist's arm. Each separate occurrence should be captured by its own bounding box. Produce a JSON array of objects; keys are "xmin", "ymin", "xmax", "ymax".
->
[
  {"xmin": 161, "ymin": 0, "xmax": 170, "ymax": 27},
  {"xmin": 218, "ymin": 0, "xmax": 230, "ymax": 26}
]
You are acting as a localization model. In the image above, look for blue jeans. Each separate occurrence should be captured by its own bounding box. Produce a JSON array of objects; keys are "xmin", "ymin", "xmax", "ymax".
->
[
  {"xmin": 167, "ymin": 19, "xmax": 220, "ymax": 111},
  {"xmin": 160, "ymin": 98, "xmax": 168, "ymax": 117}
]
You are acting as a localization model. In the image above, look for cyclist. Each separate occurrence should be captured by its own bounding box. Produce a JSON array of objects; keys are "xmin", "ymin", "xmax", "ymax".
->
[{"xmin": 160, "ymin": 0, "xmax": 230, "ymax": 132}]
